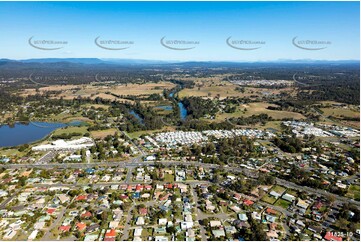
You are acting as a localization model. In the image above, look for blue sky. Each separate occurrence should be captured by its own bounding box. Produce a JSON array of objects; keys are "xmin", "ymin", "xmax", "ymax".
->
[{"xmin": 0, "ymin": 1, "xmax": 359, "ymax": 61}]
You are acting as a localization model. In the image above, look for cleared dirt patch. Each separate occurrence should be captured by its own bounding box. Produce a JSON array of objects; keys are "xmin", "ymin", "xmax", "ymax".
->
[{"xmin": 91, "ymin": 128, "xmax": 119, "ymax": 139}]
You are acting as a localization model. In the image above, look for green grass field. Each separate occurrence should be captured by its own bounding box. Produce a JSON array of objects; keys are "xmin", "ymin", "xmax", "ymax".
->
[
  {"xmin": 274, "ymin": 199, "xmax": 291, "ymax": 209},
  {"xmin": 320, "ymin": 108, "xmax": 359, "ymax": 119},
  {"xmin": 346, "ymin": 185, "xmax": 360, "ymax": 200},
  {"xmin": 271, "ymin": 185, "xmax": 286, "ymax": 195},
  {"xmin": 261, "ymin": 194, "xmax": 277, "ymax": 204},
  {"xmin": 127, "ymin": 127, "xmax": 175, "ymax": 139},
  {"xmin": 81, "ymin": 103, "xmax": 110, "ymax": 110},
  {"xmin": 0, "ymin": 148, "xmax": 25, "ymax": 157},
  {"xmin": 285, "ymin": 189, "xmax": 298, "ymax": 197},
  {"xmin": 52, "ymin": 126, "xmax": 89, "ymax": 136},
  {"xmin": 255, "ymin": 121, "xmax": 282, "ymax": 131},
  {"xmin": 141, "ymin": 228, "xmax": 153, "ymax": 238},
  {"xmin": 164, "ymin": 173, "xmax": 174, "ymax": 182},
  {"xmin": 216, "ymin": 102, "xmax": 305, "ymax": 122}
]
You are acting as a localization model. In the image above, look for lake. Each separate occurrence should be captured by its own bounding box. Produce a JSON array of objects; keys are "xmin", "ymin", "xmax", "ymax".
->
[
  {"xmin": 0, "ymin": 122, "xmax": 66, "ymax": 147},
  {"xmin": 0, "ymin": 120, "xmax": 86, "ymax": 148}
]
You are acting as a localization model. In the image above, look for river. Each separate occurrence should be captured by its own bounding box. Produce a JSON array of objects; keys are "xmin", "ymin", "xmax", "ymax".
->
[{"xmin": 169, "ymin": 91, "xmax": 188, "ymax": 120}]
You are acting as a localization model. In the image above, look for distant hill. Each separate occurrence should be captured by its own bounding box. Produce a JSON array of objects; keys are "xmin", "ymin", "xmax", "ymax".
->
[
  {"xmin": 21, "ymin": 58, "xmax": 105, "ymax": 64},
  {"xmin": 0, "ymin": 58, "xmax": 358, "ymax": 70}
]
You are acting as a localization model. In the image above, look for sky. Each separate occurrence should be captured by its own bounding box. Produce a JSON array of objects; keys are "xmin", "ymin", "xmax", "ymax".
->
[{"xmin": 0, "ymin": 1, "xmax": 359, "ymax": 61}]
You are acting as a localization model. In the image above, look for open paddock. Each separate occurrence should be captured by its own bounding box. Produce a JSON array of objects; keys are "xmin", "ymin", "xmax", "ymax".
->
[
  {"xmin": 216, "ymin": 102, "xmax": 305, "ymax": 121},
  {"xmin": 20, "ymin": 82, "xmax": 176, "ymax": 100},
  {"xmin": 91, "ymin": 128, "xmax": 119, "ymax": 139}
]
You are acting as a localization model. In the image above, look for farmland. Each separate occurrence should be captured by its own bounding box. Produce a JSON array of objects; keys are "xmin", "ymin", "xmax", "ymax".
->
[{"xmin": 216, "ymin": 102, "xmax": 306, "ymax": 121}]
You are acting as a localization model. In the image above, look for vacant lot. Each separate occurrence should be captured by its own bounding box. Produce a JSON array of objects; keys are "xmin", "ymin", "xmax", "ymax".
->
[
  {"xmin": 81, "ymin": 103, "xmax": 110, "ymax": 110},
  {"xmin": 274, "ymin": 199, "xmax": 291, "ymax": 209},
  {"xmin": 0, "ymin": 148, "xmax": 25, "ymax": 157},
  {"xmin": 321, "ymin": 107, "xmax": 359, "ymax": 119},
  {"xmin": 177, "ymin": 75, "xmax": 297, "ymax": 100},
  {"xmin": 164, "ymin": 173, "xmax": 174, "ymax": 183},
  {"xmin": 261, "ymin": 194, "xmax": 277, "ymax": 204},
  {"xmin": 111, "ymin": 82, "xmax": 175, "ymax": 95},
  {"xmin": 242, "ymin": 103, "xmax": 305, "ymax": 119},
  {"xmin": 285, "ymin": 189, "xmax": 298, "ymax": 197},
  {"xmin": 127, "ymin": 127, "xmax": 175, "ymax": 139},
  {"xmin": 178, "ymin": 83, "xmax": 251, "ymax": 99},
  {"xmin": 52, "ymin": 126, "xmax": 89, "ymax": 136},
  {"xmin": 91, "ymin": 128, "xmax": 119, "ymax": 139},
  {"xmin": 271, "ymin": 185, "xmax": 287, "ymax": 194},
  {"xmin": 21, "ymin": 82, "xmax": 176, "ymax": 101},
  {"xmin": 346, "ymin": 185, "xmax": 360, "ymax": 200},
  {"xmin": 216, "ymin": 102, "xmax": 305, "ymax": 121}
]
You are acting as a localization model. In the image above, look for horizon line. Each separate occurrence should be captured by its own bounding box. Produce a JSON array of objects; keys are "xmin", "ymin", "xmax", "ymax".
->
[{"xmin": 2, "ymin": 58, "xmax": 360, "ymax": 63}]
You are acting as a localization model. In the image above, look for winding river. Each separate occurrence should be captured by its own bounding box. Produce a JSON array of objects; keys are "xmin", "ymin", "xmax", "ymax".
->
[{"xmin": 169, "ymin": 91, "xmax": 188, "ymax": 120}]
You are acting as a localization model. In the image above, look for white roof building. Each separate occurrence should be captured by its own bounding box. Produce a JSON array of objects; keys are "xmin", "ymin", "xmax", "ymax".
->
[
  {"xmin": 28, "ymin": 230, "xmax": 38, "ymax": 241},
  {"xmin": 32, "ymin": 137, "xmax": 94, "ymax": 151}
]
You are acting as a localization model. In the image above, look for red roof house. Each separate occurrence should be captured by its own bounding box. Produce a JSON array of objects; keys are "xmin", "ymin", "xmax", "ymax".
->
[
  {"xmin": 139, "ymin": 207, "xmax": 148, "ymax": 216},
  {"xmin": 164, "ymin": 184, "xmax": 173, "ymax": 189},
  {"xmin": 233, "ymin": 193, "xmax": 242, "ymax": 201},
  {"xmin": 135, "ymin": 184, "xmax": 143, "ymax": 191},
  {"xmin": 104, "ymin": 229, "xmax": 116, "ymax": 241},
  {"xmin": 144, "ymin": 185, "xmax": 152, "ymax": 190},
  {"xmin": 243, "ymin": 199, "xmax": 254, "ymax": 206},
  {"xmin": 59, "ymin": 225, "xmax": 71, "ymax": 232},
  {"xmin": 266, "ymin": 208, "xmax": 277, "ymax": 215},
  {"xmin": 81, "ymin": 211, "xmax": 92, "ymax": 218},
  {"xmin": 105, "ymin": 229, "xmax": 116, "ymax": 238},
  {"xmin": 47, "ymin": 208, "xmax": 56, "ymax": 215},
  {"xmin": 313, "ymin": 201, "xmax": 323, "ymax": 210},
  {"xmin": 76, "ymin": 222, "xmax": 87, "ymax": 231},
  {"xmin": 76, "ymin": 195, "xmax": 87, "ymax": 201}
]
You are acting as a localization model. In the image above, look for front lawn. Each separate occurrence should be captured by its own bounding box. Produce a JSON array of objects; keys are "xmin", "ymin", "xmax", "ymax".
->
[
  {"xmin": 261, "ymin": 194, "xmax": 277, "ymax": 204},
  {"xmin": 164, "ymin": 173, "xmax": 174, "ymax": 182},
  {"xmin": 274, "ymin": 199, "xmax": 291, "ymax": 209},
  {"xmin": 346, "ymin": 185, "xmax": 360, "ymax": 200},
  {"xmin": 271, "ymin": 185, "xmax": 286, "ymax": 194}
]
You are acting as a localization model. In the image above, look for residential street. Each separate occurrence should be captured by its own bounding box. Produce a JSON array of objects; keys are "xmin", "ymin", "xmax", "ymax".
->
[{"xmin": 2, "ymin": 160, "xmax": 357, "ymax": 207}]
